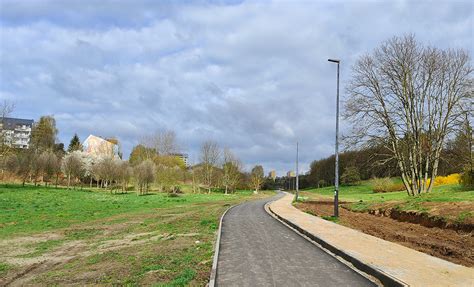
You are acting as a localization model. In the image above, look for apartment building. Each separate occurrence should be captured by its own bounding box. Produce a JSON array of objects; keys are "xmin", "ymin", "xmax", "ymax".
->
[
  {"xmin": 83, "ymin": 134, "xmax": 120, "ymax": 158},
  {"xmin": 171, "ymin": 153, "xmax": 189, "ymax": 167},
  {"xmin": 0, "ymin": 117, "xmax": 34, "ymax": 149},
  {"xmin": 268, "ymin": 170, "xmax": 276, "ymax": 180}
]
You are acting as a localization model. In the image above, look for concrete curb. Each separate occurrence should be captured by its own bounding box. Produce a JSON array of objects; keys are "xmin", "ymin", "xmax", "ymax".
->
[
  {"xmin": 265, "ymin": 194, "xmax": 408, "ymax": 287},
  {"xmin": 208, "ymin": 203, "xmax": 238, "ymax": 287}
]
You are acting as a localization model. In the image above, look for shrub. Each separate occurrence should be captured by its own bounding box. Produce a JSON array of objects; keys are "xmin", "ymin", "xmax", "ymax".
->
[
  {"xmin": 371, "ymin": 177, "xmax": 405, "ymax": 193},
  {"xmin": 426, "ymin": 173, "xmax": 461, "ymax": 187},
  {"xmin": 340, "ymin": 166, "xmax": 361, "ymax": 185},
  {"xmin": 318, "ymin": 179, "xmax": 326, "ymax": 188}
]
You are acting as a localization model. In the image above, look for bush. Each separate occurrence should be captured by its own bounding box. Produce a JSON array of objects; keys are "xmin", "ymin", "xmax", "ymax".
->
[
  {"xmin": 318, "ymin": 179, "xmax": 326, "ymax": 188},
  {"xmin": 371, "ymin": 177, "xmax": 405, "ymax": 193},
  {"xmin": 341, "ymin": 166, "xmax": 361, "ymax": 185},
  {"xmin": 427, "ymin": 173, "xmax": 461, "ymax": 187}
]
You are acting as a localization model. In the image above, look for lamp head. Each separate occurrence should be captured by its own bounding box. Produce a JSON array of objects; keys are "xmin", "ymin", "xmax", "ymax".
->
[{"xmin": 328, "ymin": 59, "xmax": 340, "ymax": 63}]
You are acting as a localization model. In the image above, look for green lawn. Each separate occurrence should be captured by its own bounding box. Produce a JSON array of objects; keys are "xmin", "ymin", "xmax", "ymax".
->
[
  {"xmin": 0, "ymin": 184, "xmax": 263, "ymax": 238},
  {"xmin": 0, "ymin": 184, "xmax": 272, "ymax": 286},
  {"xmin": 302, "ymin": 182, "xmax": 472, "ymax": 202},
  {"xmin": 300, "ymin": 181, "xmax": 473, "ymax": 214}
]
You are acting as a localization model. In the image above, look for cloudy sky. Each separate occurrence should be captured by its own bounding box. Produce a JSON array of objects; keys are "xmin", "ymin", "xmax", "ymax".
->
[{"xmin": 1, "ymin": 0, "xmax": 472, "ymax": 175}]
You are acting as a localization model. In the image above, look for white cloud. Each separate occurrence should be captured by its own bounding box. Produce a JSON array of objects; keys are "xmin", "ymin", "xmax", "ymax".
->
[{"xmin": 1, "ymin": 0, "xmax": 472, "ymax": 175}]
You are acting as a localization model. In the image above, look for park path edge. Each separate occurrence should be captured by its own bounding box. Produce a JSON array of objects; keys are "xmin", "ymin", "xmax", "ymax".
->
[
  {"xmin": 208, "ymin": 202, "xmax": 239, "ymax": 287},
  {"xmin": 265, "ymin": 192, "xmax": 407, "ymax": 287}
]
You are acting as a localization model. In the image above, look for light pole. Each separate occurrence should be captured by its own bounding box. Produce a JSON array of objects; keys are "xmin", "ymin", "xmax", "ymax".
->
[
  {"xmin": 328, "ymin": 58, "xmax": 340, "ymax": 217},
  {"xmin": 295, "ymin": 141, "xmax": 299, "ymax": 201}
]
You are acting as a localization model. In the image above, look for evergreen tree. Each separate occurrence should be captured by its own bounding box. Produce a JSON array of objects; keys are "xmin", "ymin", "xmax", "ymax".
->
[{"xmin": 67, "ymin": 133, "xmax": 83, "ymax": 152}]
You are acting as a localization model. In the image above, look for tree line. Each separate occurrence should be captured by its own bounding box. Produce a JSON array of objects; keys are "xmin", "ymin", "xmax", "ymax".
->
[{"xmin": 1, "ymin": 112, "xmax": 267, "ymax": 194}]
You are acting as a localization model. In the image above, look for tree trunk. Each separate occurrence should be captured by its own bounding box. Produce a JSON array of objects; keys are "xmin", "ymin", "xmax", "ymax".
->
[{"xmin": 67, "ymin": 174, "xmax": 71, "ymax": 189}]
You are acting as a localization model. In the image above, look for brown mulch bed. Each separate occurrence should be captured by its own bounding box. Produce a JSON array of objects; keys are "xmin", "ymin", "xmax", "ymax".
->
[{"xmin": 296, "ymin": 201, "xmax": 474, "ymax": 267}]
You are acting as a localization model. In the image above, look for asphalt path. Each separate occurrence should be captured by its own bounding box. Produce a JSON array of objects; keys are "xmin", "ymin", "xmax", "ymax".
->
[{"xmin": 216, "ymin": 193, "xmax": 376, "ymax": 286}]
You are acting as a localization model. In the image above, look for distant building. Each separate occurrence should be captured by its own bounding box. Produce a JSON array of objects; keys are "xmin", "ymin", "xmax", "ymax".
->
[
  {"xmin": 0, "ymin": 117, "xmax": 34, "ymax": 149},
  {"xmin": 83, "ymin": 135, "xmax": 119, "ymax": 158},
  {"xmin": 287, "ymin": 171, "xmax": 295, "ymax": 178},
  {"xmin": 171, "ymin": 153, "xmax": 189, "ymax": 167},
  {"xmin": 268, "ymin": 170, "xmax": 276, "ymax": 180}
]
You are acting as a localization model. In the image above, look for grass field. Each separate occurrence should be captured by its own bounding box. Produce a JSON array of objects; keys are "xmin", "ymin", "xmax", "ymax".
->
[
  {"xmin": 299, "ymin": 181, "xmax": 473, "ymax": 222},
  {"xmin": 0, "ymin": 184, "xmax": 272, "ymax": 286}
]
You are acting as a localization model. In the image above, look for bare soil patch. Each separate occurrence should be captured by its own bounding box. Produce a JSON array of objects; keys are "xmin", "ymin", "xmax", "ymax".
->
[
  {"xmin": 296, "ymin": 201, "xmax": 474, "ymax": 267},
  {"xmin": 0, "ymin": 208, "xmax": 211, "ymax": 286}
]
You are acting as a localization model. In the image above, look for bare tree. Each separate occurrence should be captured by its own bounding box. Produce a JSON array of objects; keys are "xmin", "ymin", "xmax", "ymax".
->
[
  {"xmin": 134, "ymin": 159, "xmax": 155, "ymax": 195},
  {"xmin": 30, "ymin": 156, "xmax": 43, "ymax": 186},
  {"xmin": 251, "ymin": 165, "xmax": 264, "ymax": 194},
  {"xmin": 143, "ymin": 130, "xmax": 179, "ymax": 156},
  {"xmin": 190, "ymin": 160, "xmax": 202, "ymax": 193},
  {"xmin": 117, "ymin": 160, "xmax": 133, "ymax": 192},
  {"xmin": 8, "ymin": 150, "xmax": 33, "ymax": 186},
  {"xmin": 222, "ymin": 148, "xmax": 242, "ymax": 194},
  {"xmin": 61, "ymin": 152, "xmax": 84, "ymax": 189},
  {"xmin": 0, "ymin": 100, "xmax": 15, "ymax": 159},
  {"xmin": 199, "ymin": 140, "xmax": 220, "ymax": 193},
  {"xmin": 346, "ymin": 35, "xmax": 472, "ymax": 195},
  {"xmin": 98, "ymin": 157, "xmax": 118, "ymax": 190},
  {"xmin": 38, "ymin": 151, "xmax": 58, "ymax": 186},
  {"xmin": 5, "ymin": 154, "xmax": 18, "ymax": 172}
]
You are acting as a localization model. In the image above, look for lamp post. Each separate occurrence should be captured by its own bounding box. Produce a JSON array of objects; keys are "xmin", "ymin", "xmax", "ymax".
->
[
  {"xmin": 328, "ymin": 58, "xmax": 340, "ymax": 217},
  {"xmin": 295, "ymin": 141, "xmax": 299, "ymax": 201}
]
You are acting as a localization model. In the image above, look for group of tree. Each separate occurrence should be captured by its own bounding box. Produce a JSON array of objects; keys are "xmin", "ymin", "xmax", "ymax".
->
[
  {"xmin": 129, "ymin": 134, "xmax": 265, "ymax": 194},
  {"xmin": 3, "ymin": 118, "xmax": 267, "ymax": 194},
  {"xmin": 308, "ymin": 34, "xmax": 472, "ymax": 195},
  {"xmin": 308, "ymin": 119, "xmax": 473, "ymax": 189}
]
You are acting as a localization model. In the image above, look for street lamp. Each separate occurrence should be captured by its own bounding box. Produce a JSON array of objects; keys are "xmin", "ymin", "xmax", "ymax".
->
[
  {"xmin": 328, "ymin": 58, "xmax": 340, "ymax": 217},
  {"xmin": 295, "ymin": 141, "xmax": 299, "ymax": 202}
]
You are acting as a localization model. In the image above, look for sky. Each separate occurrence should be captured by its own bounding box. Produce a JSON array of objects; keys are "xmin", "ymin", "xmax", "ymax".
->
[{"xmin": 1, "ymin": 0, "xmax": 472, "ymax": 175}]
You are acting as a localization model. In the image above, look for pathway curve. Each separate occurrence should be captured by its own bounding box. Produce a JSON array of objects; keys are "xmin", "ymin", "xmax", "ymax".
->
[{"xmin": 216, "ymin": 193, "xmax": 375, "ymax": 286}]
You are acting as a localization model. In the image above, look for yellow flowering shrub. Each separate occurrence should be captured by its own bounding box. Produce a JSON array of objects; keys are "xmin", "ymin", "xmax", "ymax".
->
[{"xmin": 426, "ymin": 173, "xmax": 461, "ymax": 186}]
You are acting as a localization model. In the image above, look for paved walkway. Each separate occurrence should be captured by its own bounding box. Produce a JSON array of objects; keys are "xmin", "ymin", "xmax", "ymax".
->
[
  {"xmin": 216, "ymin": 193, "xmax": 375, "ymax": 286},
  {"xmin": 268, "ymin": 193, "xmax": 473, "ymax": 287}
]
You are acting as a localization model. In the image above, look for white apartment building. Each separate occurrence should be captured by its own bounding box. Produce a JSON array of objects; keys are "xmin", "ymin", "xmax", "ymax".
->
[
  {"xmin": 171, "ymin": 153, "xmax": 189, "ymax": 167},
  {"xmin": 0, "ymin": 117, "xmax": 34, "ymax": 149}
]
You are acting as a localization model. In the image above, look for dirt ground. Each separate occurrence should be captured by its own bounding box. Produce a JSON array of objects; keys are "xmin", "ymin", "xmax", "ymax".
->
[
  {"xmin": 296, "ymin": 201, "xmax": 474, "ymax": 267},
  {"xmin": 0, "ymin": 208, "xmax": 215, "ymax": 286}
]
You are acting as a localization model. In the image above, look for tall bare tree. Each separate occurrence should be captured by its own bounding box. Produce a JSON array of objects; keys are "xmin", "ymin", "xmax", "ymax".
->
[
  {"xmin": 143, "ymin": 130, "xmax": 179, "ymax": 156},
  {"xmin": 251, "ymin": 165, "xmax": 264, "ymax": 194},
  {"xmin": 346, "ymin": 35, "xmax": 472, "ymax": 195},
  {"xmin": 200, "ymin": 140, "xmax": 220, "ymax": 193},
  {"xmin": 222, "ymin": 148, "xmax": 242, "ymax": 194}
]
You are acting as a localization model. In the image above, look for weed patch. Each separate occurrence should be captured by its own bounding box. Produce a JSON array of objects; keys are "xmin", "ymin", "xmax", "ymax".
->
[
  {"xmin": 321, "ymin": 216, "xmax": 339, "ymax": 223},
  {"xmin": 22, "ymin": 239, "xmax": 64, "ymax": 257},
  {"xmin": 0, "ymin": 262, "xmax": 12, "ymax": 275}
]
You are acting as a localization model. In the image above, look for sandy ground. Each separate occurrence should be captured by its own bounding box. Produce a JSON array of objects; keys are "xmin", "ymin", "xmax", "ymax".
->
[{"xmin": 296, "ymin": 201, "xmax": 474, "ymax": 267}]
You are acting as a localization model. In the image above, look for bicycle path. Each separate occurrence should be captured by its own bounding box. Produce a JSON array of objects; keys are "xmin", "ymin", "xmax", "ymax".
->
[{"xmin": 215, "ymin": 193, "xmax": 375, "ymax": 286}]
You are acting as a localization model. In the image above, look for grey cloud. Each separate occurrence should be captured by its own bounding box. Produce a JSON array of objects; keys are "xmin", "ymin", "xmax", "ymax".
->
[{"xmin": 1, "ymin": 0, "xmax": 472, "ymax": 175}]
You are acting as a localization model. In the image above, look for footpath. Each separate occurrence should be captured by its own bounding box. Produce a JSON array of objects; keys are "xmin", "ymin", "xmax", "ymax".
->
[{"xmin": 267, "ymin": 193, "xmax": 473, "ymax": 287}]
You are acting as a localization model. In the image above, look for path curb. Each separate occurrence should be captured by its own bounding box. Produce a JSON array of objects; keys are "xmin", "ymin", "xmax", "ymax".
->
[
  {"xmin": 208, "ymin": 203, "xmax": 238, "ymax": 287},
  {"xmin": 265, "ymin": 194, "xmax": 407, "ymax": 287}
]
